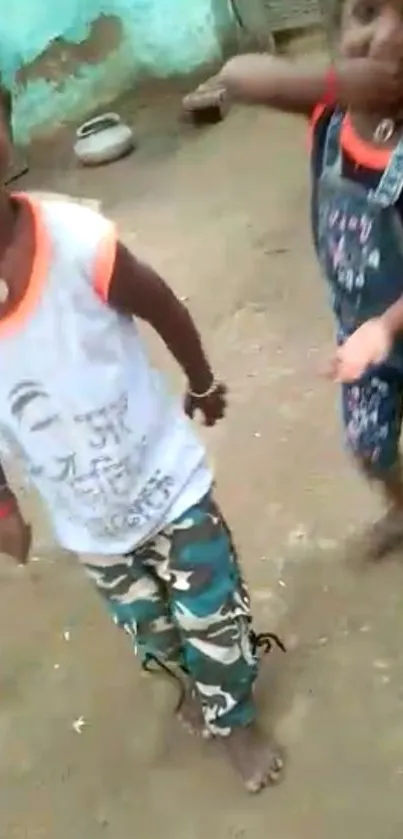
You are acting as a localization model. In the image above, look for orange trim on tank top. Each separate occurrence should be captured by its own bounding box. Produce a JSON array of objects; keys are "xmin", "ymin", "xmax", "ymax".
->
[
  {"xmin": 309, "ymin": 104, "xmax": 394, "ymax": 171},
  {"xmin": 93, "ymin": 222, "xmax": 117, "ymax": 303},
  {"xmin": 341, "ymin": 113, "xmax": 391, "ymax": 170},
  {"xmin": 0, "ymin": 192, "xmax": 50, "ymax": 338}
]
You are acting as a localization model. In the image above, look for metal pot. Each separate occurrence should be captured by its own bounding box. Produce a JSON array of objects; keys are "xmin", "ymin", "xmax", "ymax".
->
[{"xmin": 74, "ymin": 113, "xmax": 134, "ymax": 167}]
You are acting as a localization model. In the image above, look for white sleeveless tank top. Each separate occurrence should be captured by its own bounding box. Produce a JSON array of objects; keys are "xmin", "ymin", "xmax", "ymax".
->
[{"xmin": 0, "ymin": 195, "xmax": 212, "ymax": 554}]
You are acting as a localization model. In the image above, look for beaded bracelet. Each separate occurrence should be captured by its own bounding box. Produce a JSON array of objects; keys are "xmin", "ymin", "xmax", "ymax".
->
[{"xmin": 188, "ymin": 379, "xmax": 218, "ymax": 399}]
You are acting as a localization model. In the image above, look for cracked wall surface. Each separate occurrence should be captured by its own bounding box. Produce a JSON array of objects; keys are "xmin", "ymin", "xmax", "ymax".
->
[{"xmin": 0, "ymin": 0, "xmax": 233, "ymax": 143}]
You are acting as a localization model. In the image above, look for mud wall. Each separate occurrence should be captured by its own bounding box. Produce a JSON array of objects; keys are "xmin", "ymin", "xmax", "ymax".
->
[{"xmin": 0, "ymin": 0, "xmax": 234, "ymax": 144}]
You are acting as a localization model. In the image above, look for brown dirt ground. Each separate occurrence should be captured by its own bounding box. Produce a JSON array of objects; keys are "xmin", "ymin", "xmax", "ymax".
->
[{"xmin": 2, "ymin": 71, "xmax": 403, "ymax": 839}]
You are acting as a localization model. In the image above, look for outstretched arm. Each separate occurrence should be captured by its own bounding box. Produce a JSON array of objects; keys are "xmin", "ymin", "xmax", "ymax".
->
[
  {"xmin": 219, "ymin": 54, "xmax": 403, "ymax": 116},
  {"xmin": 219, "ymin": 54, "xmax": 329, "ymax": 114},
  {"xmin": 107, "ymin": 242, "xmax": 227, "ymax": 426}
]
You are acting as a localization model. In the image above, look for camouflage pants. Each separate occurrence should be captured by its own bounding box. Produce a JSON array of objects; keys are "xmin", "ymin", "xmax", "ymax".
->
[{"xmin": 83, "ymin": 494, "xmax": 258, "ymax": 735}]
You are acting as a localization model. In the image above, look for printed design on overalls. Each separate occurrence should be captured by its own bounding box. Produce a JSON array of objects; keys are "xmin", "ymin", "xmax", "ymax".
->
[
  {"xmin": 321, "ymin": 205, "xmax": 380, "ymax": 300},
  {"xmin": 316, "ymin": 112, "xmax": 403, "ymax": 343},
  {"xmin": 345, "ymin": 377, "xmax": 390, "ymax": 463},
  {"xmin": 7, "ymin": 379, "xmax": 175, "ymax": 538}
]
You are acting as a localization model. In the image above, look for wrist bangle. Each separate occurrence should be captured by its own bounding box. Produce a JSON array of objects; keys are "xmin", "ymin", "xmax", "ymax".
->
[
  {"xmin": 323, "ymin": 66, "xmax": 339, "ymax": 105},
  {"xmin": 188, "ymin": 379, "xmax": 218, "ymax": 399}
]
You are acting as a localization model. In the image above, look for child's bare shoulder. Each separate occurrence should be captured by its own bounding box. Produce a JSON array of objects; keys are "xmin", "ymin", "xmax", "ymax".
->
[
  {"xmin": 33, "ymin": 192, "xmax": 104, "ymax": 223},
  {"xmin": 28, "ymin": 194, "xmax": 114, "ymax": 248}
]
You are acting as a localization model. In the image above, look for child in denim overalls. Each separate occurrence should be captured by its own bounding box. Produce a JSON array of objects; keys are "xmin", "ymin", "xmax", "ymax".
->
[{"xmin": 218, "ymin": 0, "xmax": 403, "ymax": 559}]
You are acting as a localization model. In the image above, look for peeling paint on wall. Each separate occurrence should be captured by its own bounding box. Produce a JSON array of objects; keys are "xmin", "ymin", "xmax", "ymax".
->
[{"xmin": 0, "ymin": 0, "xmax": 234, "ymax": 143}]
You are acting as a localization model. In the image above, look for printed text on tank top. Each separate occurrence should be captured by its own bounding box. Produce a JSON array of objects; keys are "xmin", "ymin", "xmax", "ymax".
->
[{"xmin": 0, "ymin": 198, "xmax": 211, "ymax": 554}]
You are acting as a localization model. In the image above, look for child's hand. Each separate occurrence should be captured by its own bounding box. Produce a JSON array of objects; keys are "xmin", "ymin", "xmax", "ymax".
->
[
  {"xmin": 0, "ymin": 493, "xmax": 32, "ymax": 564},
  {"xmin": 329, "ymin": 318, "xmax": 392, "ymax": 383},
  {"xmin": 182, "ymin": 75, "xmax": 227, "ymax": 113},
  {"xmin": 184, "ymin": 381, "xmax": 227, "ymax": 427}
]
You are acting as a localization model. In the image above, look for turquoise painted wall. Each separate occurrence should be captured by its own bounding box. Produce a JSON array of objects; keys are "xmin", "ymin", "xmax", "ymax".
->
[{"xmin": 0, "ymin": 0, "xmax": 234, "ymax": 144}]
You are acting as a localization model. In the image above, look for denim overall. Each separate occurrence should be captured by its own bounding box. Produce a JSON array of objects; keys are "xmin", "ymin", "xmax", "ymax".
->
[{"xmin": 312, "ymin": 110, "xmax": 403, "ymax": 475}]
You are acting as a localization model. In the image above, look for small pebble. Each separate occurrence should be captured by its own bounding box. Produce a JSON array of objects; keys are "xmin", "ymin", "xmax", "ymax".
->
[
  {"xmin": 72, "ymin": 717, "xmax": 86, "ymax": 734},
  {"xmin": 288, "ymin": 526, "xmax": 308, "ymax": 546},
  {"xmin": 63, "ymin": 630, "xmax": 70, "ymax": 642},
  {"xmin": 373, "ymin": 660, "xmax": 389, "ymax": 670}
]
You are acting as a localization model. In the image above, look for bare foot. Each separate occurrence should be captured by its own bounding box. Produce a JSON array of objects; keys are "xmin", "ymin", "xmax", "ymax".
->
[
  {"xmin": 176, "ymin": 686, "xmax": 210, "ymax": 738},
  {"xmin": 360, "ymin": 508, "xmax": 403, "ymax": 561},
  {"xmin": 222, "ymin": 723, "xmax": 284, "ymax": 793}
]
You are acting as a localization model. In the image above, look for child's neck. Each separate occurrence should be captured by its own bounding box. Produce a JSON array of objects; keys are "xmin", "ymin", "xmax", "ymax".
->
[
  {"xmin": 0, "ymin": 192, "xmax": 18, "ymax": 257},
  {"xmin": 0, "ymin": 193, "xmax": 34, "ymax": 318},
  {"xmin": 349, "ymin": 110, "xmax": 403, "ymax": 150}
]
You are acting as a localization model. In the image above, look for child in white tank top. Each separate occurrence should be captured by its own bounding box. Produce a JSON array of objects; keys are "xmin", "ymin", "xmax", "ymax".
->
[{"xmin": 0, "ymin": 94, "xmax": 284, "ymax": 793}]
